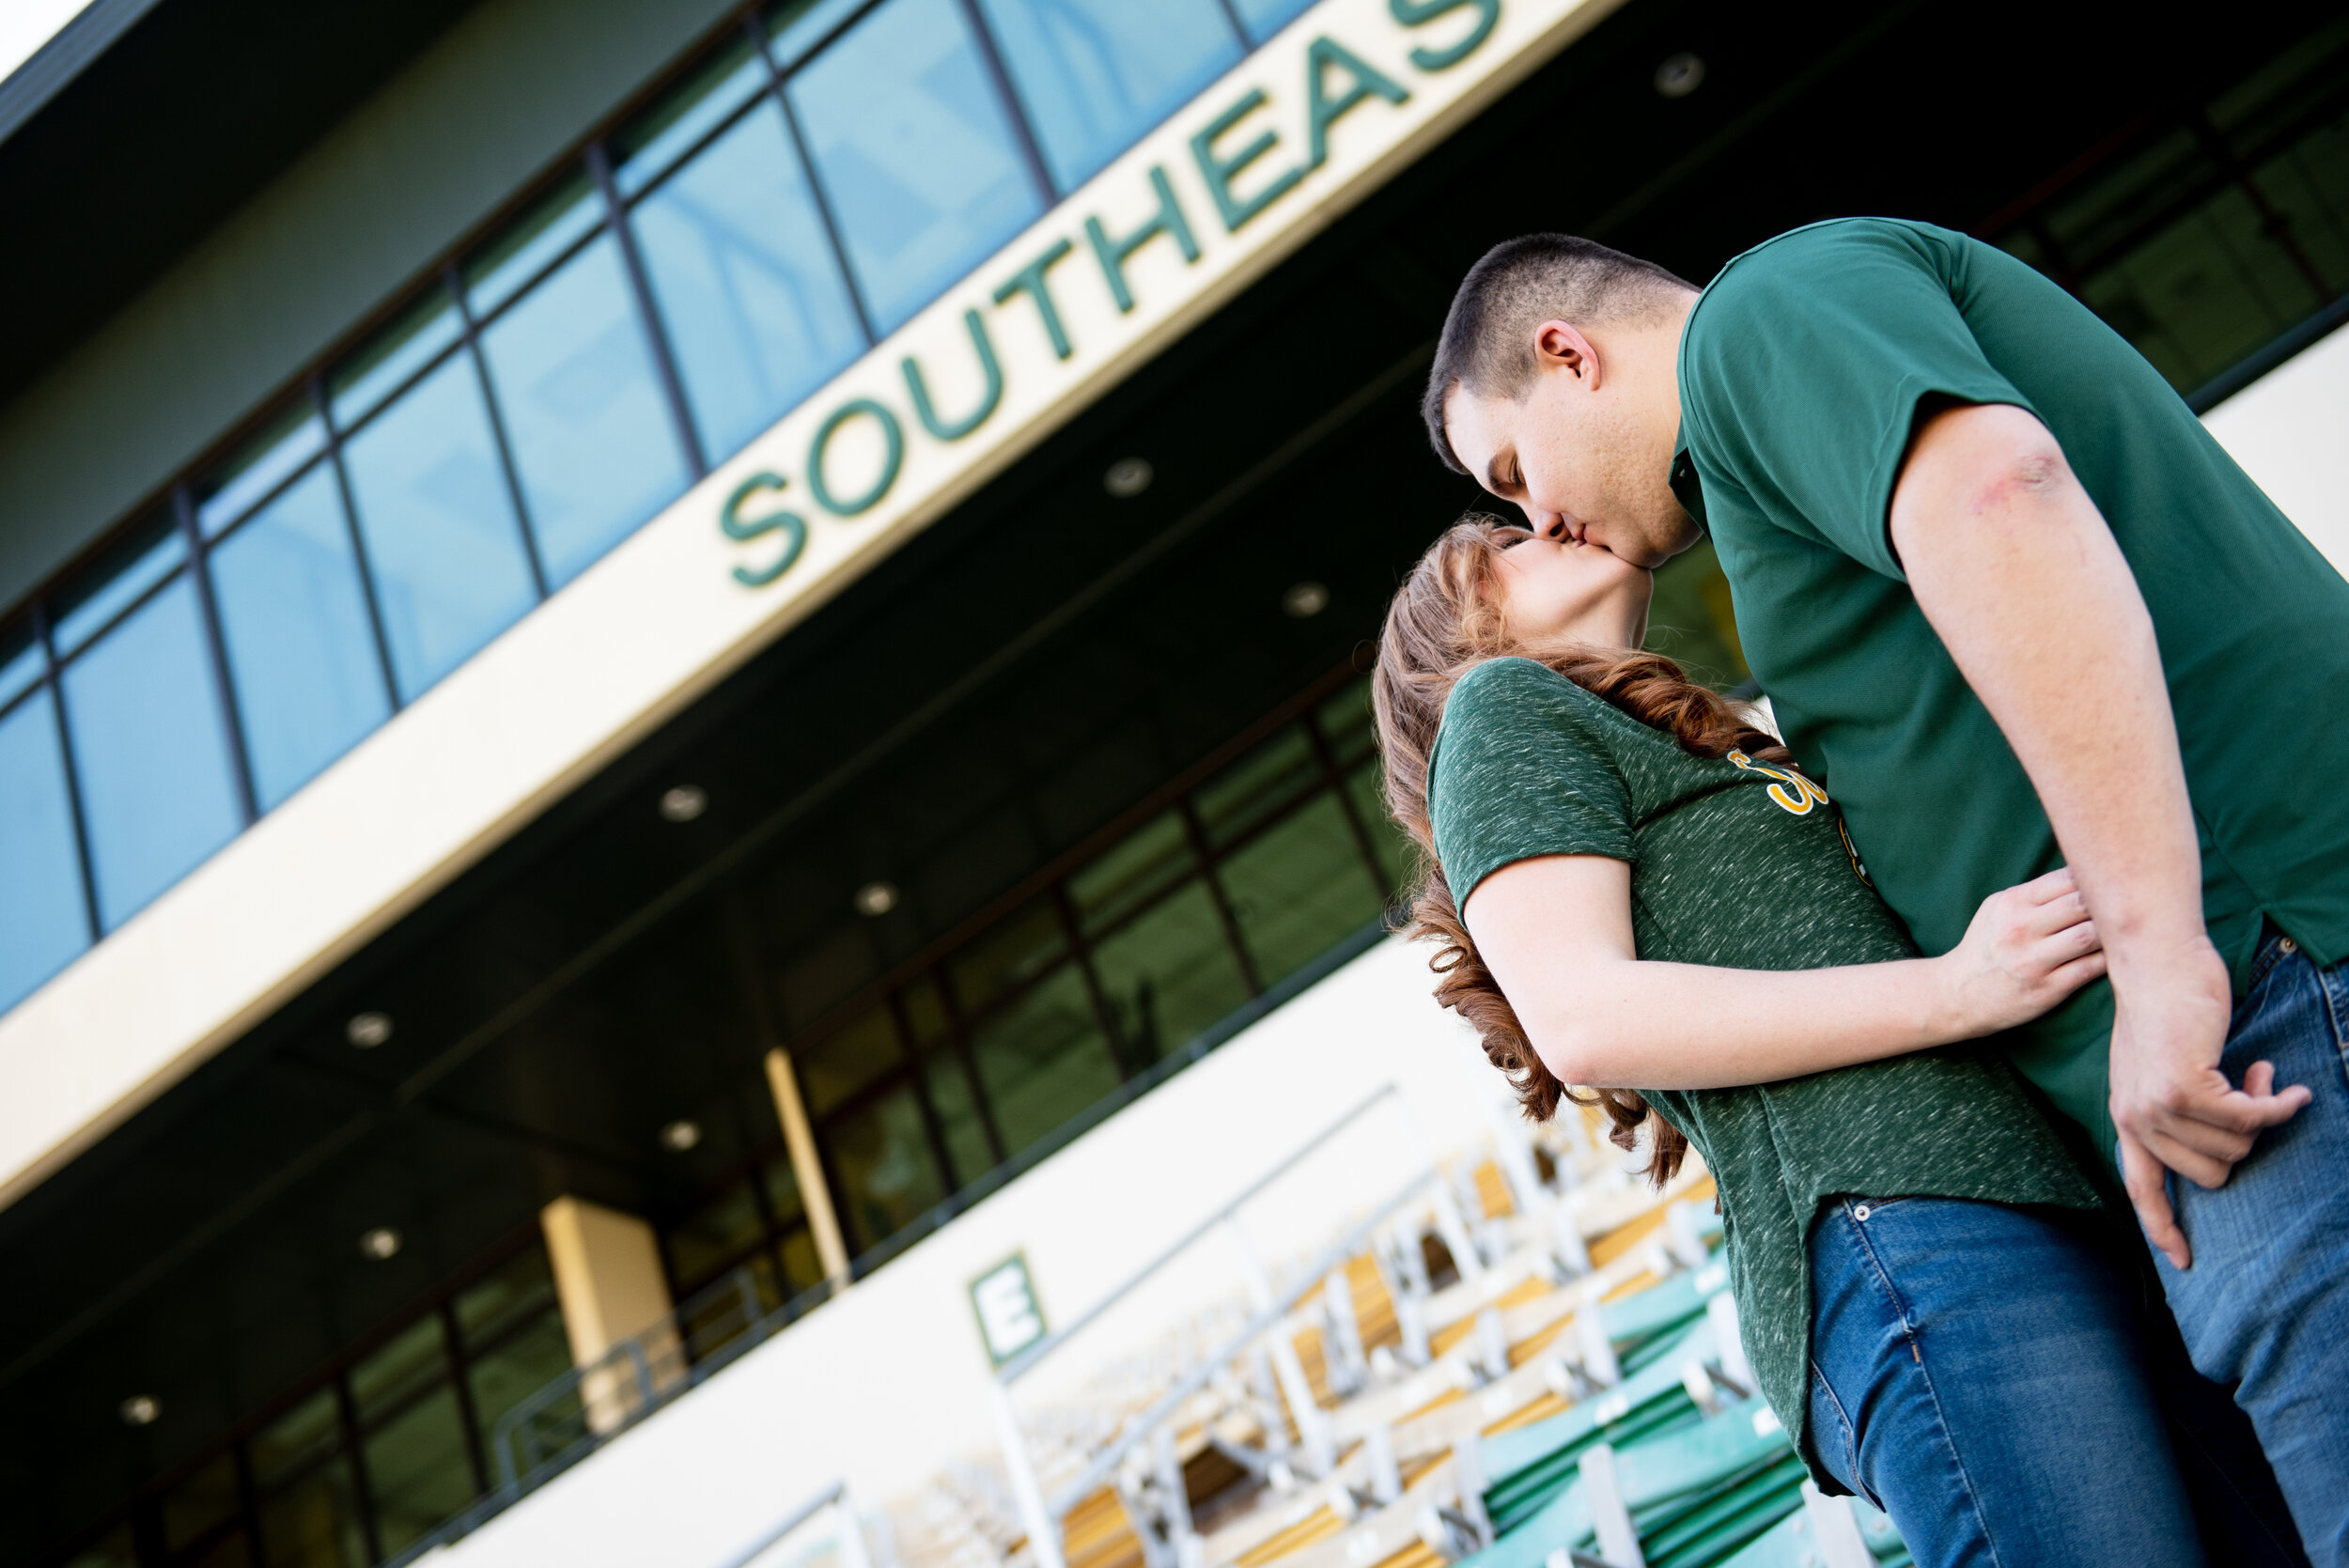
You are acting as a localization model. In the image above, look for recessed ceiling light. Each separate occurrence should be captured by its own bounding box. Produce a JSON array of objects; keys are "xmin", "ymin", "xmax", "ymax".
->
[
  {"xmin": 852, "ymin": 880, "xmax": 900, "ymax": 917},
  {"xmin": 660, "ymin": 1119, "xmax": 703, "ymax": 1153},
  {"xmin": 1282, "ymin": 581, "xmax": 1330, "ymax": 618},
  {"xmin": 1654, "ymin": 53, "xmax": 1704, "ymax": 98},
  {"xmin": 660, "ymin": 784, "xmax": 708, "ymax": 822},
  {"xmin": 118, "ymin": 1394, "xmax": 161, "ymax": 1427},
  {"xmin": 1102, "ymin": 458, "xmax": 1154, "ymax": 498},
  {"xmin": 346, "ymin": 1012, "xmax": 394, "ymax": 1049},
  {"xmin": 358, "ymin": 1227, "xmax": 402, "ymax": 1262}
]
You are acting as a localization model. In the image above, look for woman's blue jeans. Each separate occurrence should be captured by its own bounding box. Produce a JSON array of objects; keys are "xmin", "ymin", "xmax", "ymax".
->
[
  {"xmin": 1805, "ymin": 1194, "xmax": 2206, "ymax": 1568},
  {"xmin": 2153, "ymin": 930, "xmax": 2349, "ymax": 1567}
]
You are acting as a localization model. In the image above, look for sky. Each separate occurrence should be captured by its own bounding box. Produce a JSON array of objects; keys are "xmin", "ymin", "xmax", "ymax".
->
[{"xmin": 0, "ymin": 0, "xmax": 98, "ymax": 85}]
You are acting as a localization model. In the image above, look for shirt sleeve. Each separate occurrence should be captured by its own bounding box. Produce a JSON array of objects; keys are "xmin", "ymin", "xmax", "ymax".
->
[
  {"xmin": 1427, "ymin": 660, "xmax": 1635, "ymax": 905},
  {"xmin": 1679, "ymin": 219, "xmax": 2037, "ymax": 580}
]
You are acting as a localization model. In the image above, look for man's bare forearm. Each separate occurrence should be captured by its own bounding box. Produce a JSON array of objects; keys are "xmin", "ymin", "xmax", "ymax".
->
[
  {"xmin": 1888, "ymin": 403, "xmax": 2204, "ymax": 975},
  {"xmin": 1886, "ymin": 402, "xmax": 2305, "ymax": 1265}
]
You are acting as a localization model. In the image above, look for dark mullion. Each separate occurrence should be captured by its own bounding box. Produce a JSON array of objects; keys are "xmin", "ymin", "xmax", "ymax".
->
[
  {"xmin": 441, "ymin": 1302, "xmax": 494, "ymax": 1498},
  {"xmin": 334, "ymin": 1374, "xmax": 384, "ymax": 1566},
  {"xmin": 1053, "ymin": 883, "xmax": 1131, "ymax": 1079},
  {"xmin": 174, "ymin": 486, "xmax": 260, "ymax": 825},
  {"xmin": 1303, "ymin": 711, "xmax": 1390, "ymax": 893},
  {"xmin": 2190, "ymin": 111, "xmax": 2335, "ymax": 302},
  {"xmin": 30, "ymin": 599, "xmax": 102, "ymax": 943},
  {"xmin": 750, "ymin": 15, "xmax": 880, "ymax": 347},
  {"xmin": 1209, "ymin": 0, "xmax": 1253, "ymax": 52},
  {"xmin": 931, "ymin": 965, "xmax": 1008, "ymax": 1165},
  {"xmin": 585, "ymin": 142, "xmax": 708, "ymax": 477},
  {"xmin": 312, "ymin": 376, "xmax": 406, "ymax": 716},
  {"xmin": 887, "ymin": 988, "xmax": 964, "ymax": 1192},
  {"xmin": 231, "ymin": 1435, "xmax": 263, "ymax": 1568},
  {"xmin": 446, "ymin": 262, "xmax": 552, "ymax": 601},
  {"xmin": 952, "ymin": 0, "xmax": 1057, "ymax": 206},
  {"xmin": 1180, "ymin": 800, "xmax": 1262, "ymax": 995}
]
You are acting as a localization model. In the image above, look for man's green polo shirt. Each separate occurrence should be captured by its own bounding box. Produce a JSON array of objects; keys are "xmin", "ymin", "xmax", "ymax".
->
[{"xmin": 1673, "ymin": 217, "xmax": 2349, "ymax": 1158}]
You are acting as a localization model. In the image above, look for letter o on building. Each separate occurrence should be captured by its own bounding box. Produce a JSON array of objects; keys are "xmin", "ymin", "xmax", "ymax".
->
[{"xmin": 806, "ymin": 397, "xmax": 906, "ymax": 517}]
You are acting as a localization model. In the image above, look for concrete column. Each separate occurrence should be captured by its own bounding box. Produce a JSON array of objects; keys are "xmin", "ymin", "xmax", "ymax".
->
[
  {"xmin": 541, "ymin": 1196, "xmax": 680, "ymax": 1430},
  {"xmin": 765, "ymin": 1048, "xmax": 852, "ymax": 1291}
]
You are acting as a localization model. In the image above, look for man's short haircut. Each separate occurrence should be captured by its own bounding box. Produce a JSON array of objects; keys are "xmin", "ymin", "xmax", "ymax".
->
[{"xmin": 1422, "ymin": 235, "xmax": 1694, "ymax": 474}]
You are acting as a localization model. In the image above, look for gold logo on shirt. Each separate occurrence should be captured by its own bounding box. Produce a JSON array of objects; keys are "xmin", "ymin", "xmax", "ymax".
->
[{"xmin": 1726, "ymin": 751, "xmax": 1831, "ymax": 815}]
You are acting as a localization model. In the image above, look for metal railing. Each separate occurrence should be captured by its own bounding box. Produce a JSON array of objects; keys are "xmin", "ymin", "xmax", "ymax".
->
[
  {"xmin": 988, "ymin": 1083, "xmax": 1458, "ymax": 1568},
  {"xmin": 712, "ymin": 1480, "xmax": 865, "ymax": 1568},
  {"xmin": 383, "ymin": 1265, "xmax": 837, "ymax": 1566}
]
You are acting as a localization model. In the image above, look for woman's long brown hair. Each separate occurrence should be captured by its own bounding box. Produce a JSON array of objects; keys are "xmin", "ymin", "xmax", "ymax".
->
[{"xmin": 1371, "ymin": 516, "xmax": 1792, "ymax": 1185}]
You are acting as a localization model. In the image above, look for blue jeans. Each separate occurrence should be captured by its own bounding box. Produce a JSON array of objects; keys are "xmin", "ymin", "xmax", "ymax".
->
[
  {"xmin": 2154, "ymin": 931, "xmax": 2349, "ymax": 1567},
  {"xmin": 1806, "ymin": 1194, "xmax": 2205, "ymax": 1568}
]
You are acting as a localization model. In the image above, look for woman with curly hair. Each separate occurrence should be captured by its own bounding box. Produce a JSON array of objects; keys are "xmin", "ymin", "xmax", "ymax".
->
[{"xmin": 1372, "ymin": 516, "xmax": 2211, "ymax": 1568}]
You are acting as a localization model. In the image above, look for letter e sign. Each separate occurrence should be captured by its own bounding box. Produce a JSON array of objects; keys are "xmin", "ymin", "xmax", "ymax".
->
[{"xmin": 971, "ymin": 1252, "xmax": 1047, "ymax": 1366}]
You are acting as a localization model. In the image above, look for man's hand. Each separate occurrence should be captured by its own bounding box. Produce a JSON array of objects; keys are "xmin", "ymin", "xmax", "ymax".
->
[
  {"xmin": 1890, "ymin": 400, "xmax": 2309, "ymax": 1265},
  {"xmin": 2110, "ymin": 937, "xmax": 2309, "ymax": 1267}
]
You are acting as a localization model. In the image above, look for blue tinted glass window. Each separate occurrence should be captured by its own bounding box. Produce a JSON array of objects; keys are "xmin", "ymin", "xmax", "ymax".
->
[
  {"xmin": 53, "ymin": 513, "xmax": 187, "ymax": 657},
  {"xmin": 477, "ymin": 236, "xmax": 691, "ymax": 587},
  {"xmin": 197, "ymin": 402, "xmax": 329, "ymax": 537},
  {"xmin": 611, "ymin": 39, "xmax": 771, "ymax": 200},
  {"xmin": 633, "ymin": 100, "xmax": 866, "ymax": 459},
  {"xmin": 1228, "ymin": 0, "xmax": 1315, "ymax": 43},
  {"xmin": 0, "ymin": 691, "xmax": 88, "ymax": 1009},
  {"xmin": 332, "ymin": 290, "xmax": 465, "ymax": 430},
  {"xmin": 210, "ymin": 466, "xmax": 394, "ymax": 807},
  {"xmin": 767, "ymin": 0, "xmax": 864, "ymax": 70},
  {"xmin": 465, "ymin": 174, "xmax": 607, "ymax": 319},
  {"xmin": 976, "ymin": 0, "xmax": 1240, "ymax": 189},
  {"xmin": 340, "ymin": 354, "xmax": 539, "ymax": 699},
  {"xmin": 59, "ymin": 580, "xmax": 243, "ymax": 928},
  {"xmin": 0, "ymin": 621, "xmax": 41, "ymax": 707},
  {"xmin": 789, "ymin": 0, "xmax": 1047, "ymax": 332}
]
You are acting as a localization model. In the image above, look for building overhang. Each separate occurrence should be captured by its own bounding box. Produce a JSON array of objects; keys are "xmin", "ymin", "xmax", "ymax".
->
[{"xmin": 0, "ymin": 0, "xmax": 1627, "ymax": 1212}]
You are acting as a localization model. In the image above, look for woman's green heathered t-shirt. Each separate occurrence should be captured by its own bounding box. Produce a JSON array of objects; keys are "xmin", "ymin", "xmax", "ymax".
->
[{"xmin": 1426, "ymin": 657, "xmax": 2101, "ymax": 1481}]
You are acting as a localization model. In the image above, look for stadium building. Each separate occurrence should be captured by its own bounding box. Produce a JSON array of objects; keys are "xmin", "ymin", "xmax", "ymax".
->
[{"xmin": 0, "ymin": 0, "xmax": 2342, "ymax": 1565}]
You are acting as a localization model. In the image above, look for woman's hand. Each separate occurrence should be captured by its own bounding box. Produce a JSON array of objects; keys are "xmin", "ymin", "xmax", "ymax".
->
[{"xmin": 1935, "ymin": 867, "xmax": 2106, "ymax": 1037}]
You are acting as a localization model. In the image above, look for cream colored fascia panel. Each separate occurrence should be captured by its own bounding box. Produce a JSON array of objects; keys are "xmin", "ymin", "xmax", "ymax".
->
[{"xmin": 0, "ymin": 0, "xmax": 1624, "ymax": 1210}]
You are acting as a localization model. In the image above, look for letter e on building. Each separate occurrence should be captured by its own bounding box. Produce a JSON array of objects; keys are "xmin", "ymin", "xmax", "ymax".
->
[{"xmin": 970, "ymin": 1251, "xmax": 1047, "ymax": 1366}]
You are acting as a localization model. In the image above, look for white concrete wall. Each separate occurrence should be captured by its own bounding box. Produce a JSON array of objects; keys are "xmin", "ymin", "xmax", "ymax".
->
[
  {"xmin": 2203, "ymin": 321, "xmax": 2349, "ymax": 575},
  {"xmin": 430, "ymin": 934, "xmax": 1500, "ymax": 1568}
]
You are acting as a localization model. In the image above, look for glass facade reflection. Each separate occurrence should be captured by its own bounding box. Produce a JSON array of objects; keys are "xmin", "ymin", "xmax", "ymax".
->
[
  {"xmin": 474, "ymin": 238, "xmax": 690, "ymax": 585},
  {"xmin": 0, "ymin": 0, "xmax": 2339, "ymax": 1046},
  {"xmin": 85, "ymin": 1245, "xmax": 570, "ymax": 1568},
  {"xmin": 0, "ymin": 0, "xmax": 1333, "ymax": 1014},
  {"xmin": 209, "ymin": 469, "xmax": 393, "ymax": 809},
  {"xmin": 630, "ymin": 99, "xmax": 865, "ymax": 458},
  {"xmin": 58, "ymin": 577, "xmax": 244, "ymax": 929},
  {"xmin": 340, "ymin": 355, "xmax": 539, "ymax": 699},
  {"xmin": 787, "ymin": 0, "xmax": 1046, "ymax": 331},
  {"xmin": 977, "ymin": 0, "xmax": 1240, "ymax": 191}
]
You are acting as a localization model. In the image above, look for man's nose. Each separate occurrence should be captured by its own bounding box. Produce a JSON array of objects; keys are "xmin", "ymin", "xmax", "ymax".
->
[{"xmin": 1522, "ymin": 509, "xmax": 1573, "ymax": 542}]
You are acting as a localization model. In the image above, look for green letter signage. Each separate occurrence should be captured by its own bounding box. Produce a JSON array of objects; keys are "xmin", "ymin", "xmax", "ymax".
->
[
  {"xmin": 902, "ymin": 309, "xmax": 1003, "ymax": 442},
  {"xmin": 1190, "ymin": 88, "xmax": 1304, "ymax": 233},
  {"xmin": 805, "ymin": 398, "xmax": 905, "ymax": 518},
  {"xmin": 1084, "ymin": 165, "xmax": 1202, "ymax": 315},
  {"xmin": 720, "ymin": 471, "xmax": 808, "ymax": 587},
  {"xmin": 1305, "ymin": 38, "xmax": 1410, "ymax": 168},
  {"xmin": 993, "ymin": 239, "xmax": 1078, "ymax": 361},
  {"xmin": 970, "ymin": 1252, "xmax": 1047, "ymax": 1367},
  {"xmin": 1389, "ymin": 0, "xmax": 1500, "ymax": 71}
]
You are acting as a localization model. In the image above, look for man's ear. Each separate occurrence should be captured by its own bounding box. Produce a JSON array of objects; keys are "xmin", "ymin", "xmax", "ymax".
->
[{"xmin": 1534, "ymin": 319, "xmax": 1598, "ymax": 385}]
